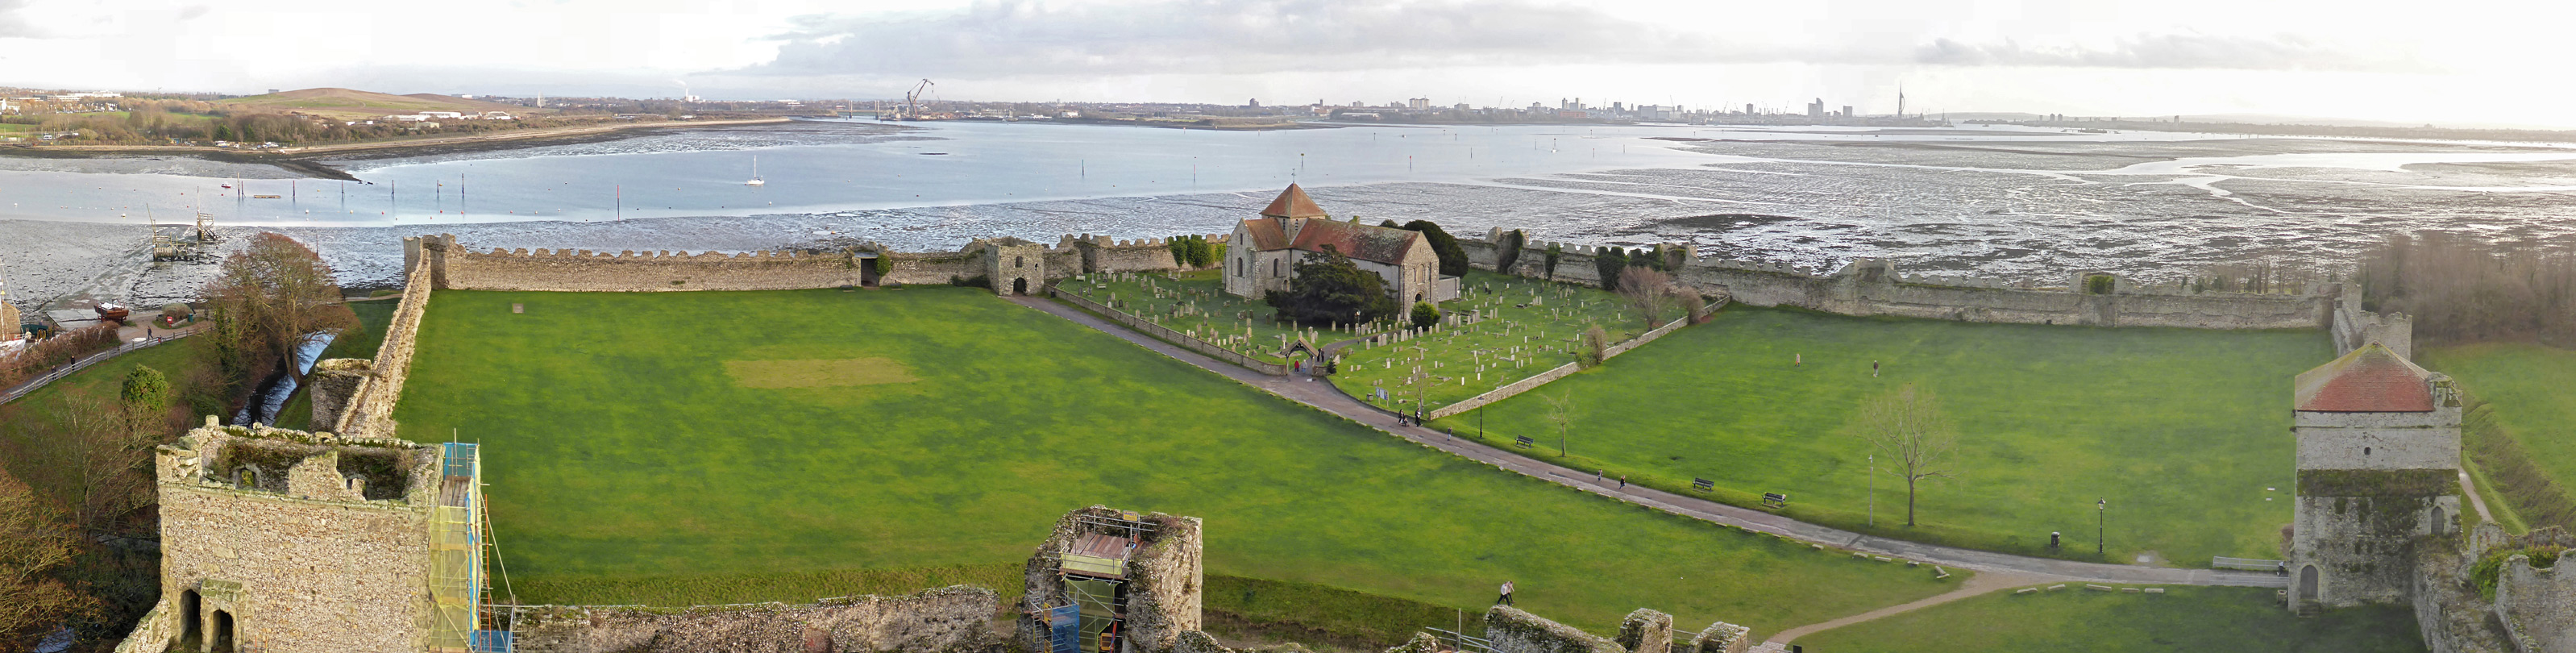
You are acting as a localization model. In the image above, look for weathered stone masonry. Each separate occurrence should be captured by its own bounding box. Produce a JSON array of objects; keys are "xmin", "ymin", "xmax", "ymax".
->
[
  {"xmin": 506, "ymin": 586, "xmax": 999, "ymax": 653},
  {"xmin": 125, "ymin": 420, "xmax": 448, "ymax": 653}
]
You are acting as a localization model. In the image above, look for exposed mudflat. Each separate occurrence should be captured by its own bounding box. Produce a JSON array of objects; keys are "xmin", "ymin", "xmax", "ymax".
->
[{"xmin": 9, "ymin": 123, "xmax": 2576, "ymax": 314}]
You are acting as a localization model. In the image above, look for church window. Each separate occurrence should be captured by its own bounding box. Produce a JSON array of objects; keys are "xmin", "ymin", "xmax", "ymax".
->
[
  {"xmin": 1016, "ymin": 256, "xmax": 1025, "ymax": 268},
  {"xmin": 2363, "ymin": 447, "xmax": 2370, "ymax": 456}
]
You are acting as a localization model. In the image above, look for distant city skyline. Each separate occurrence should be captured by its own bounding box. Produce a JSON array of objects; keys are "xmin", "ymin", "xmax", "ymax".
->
[{"xmin": 1, "ymin": 0, "xmax": 2569, "ymax": 129}]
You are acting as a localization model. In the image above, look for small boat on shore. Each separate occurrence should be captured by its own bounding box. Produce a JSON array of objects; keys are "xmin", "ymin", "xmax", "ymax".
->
[{"xmin": 745, "ymin": 156, "xmax": 765, "ymax": 186}]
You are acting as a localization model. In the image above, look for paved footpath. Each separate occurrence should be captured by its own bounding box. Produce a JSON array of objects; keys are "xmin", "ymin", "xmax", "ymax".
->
[{"xmin": 1011, "ymin": 296, "xmax": 2291, "ymax": 638}]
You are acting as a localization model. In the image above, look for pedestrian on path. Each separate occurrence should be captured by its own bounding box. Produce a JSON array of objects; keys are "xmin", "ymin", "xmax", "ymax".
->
[
  {"xmin": 1618, "ymin": 475, "xmax": 1627, "ymax": 489},
  {"xmin": 1596, "ymin": 469, "xmax": 1604, "ymax": 483},
  {"xmin": 1498, "ymin": 580, "xmax": 1514, "ymax": 605}
]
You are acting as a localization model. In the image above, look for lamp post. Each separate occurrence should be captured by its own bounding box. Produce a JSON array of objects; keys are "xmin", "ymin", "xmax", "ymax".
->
[
  {"xmin": 1868, "ymin": 454, "xmax": 1875, "ymax": 527},
  {"xmin": 2096, "ymin": 498, "xmax": 2108, "ymax": 556}
]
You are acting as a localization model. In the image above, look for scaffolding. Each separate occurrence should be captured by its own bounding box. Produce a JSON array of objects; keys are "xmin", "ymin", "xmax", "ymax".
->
[
  {"xmin": 430, "ymin": 443, "xmax": 502, "ymax": 651},
  {"xmin": 1032, "ymin": 510, "xmax": 1158, "ymax": 653}
]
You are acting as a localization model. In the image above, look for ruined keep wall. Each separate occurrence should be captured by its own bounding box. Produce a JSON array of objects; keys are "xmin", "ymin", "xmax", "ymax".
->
[
  {"xmin": 1483, "ymin": 605, "xmax": 1626, "ymax": 653},
  {"xmin": 150, "ymin": 424, "xmax": 440, "ymax": 653},
  {"xmin": 2290, "ymin": 492, "xmax": 2457, "ymax": 607},
  {"xmin": 507, "ymin": 586, "xmax": 998, "ymax": 653},
  {"xmin": 1019, "ymin": 506, "xmax": 1206, "ymax": 653},
  {"xmin": 1124, "ymin": 514, "xmax": 1205, "ymax": 653},
  {"xmin": 2495, "ymin": 547, "xmax": 2576, "ymax": 652},
  {"xmin": 2333, "ymin": 293, "xmax": 2415, "ymax": 359}
]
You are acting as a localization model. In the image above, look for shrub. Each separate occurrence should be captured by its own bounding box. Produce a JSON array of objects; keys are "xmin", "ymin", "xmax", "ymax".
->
[
  {"xmin": 2085, "ymin": 274, "xmax": 2116, "ymax": 294},
  {"xmin": 1580, "ymin": 325, "xmax": 1609, "ymax": 368},
  {"xmin": 1395, "ymin": 220, "xmax": 1469, "ymax": 277},
  {"xmin": 949, "ymin": 274, "xmax": 992, "ymax": 289},
  {"xmin": 2471, "ymin": 545, "xmax": 2563, "ymax": 600},
  {"xmin": 1410, "ymin": 302, "xmax": 1440, "ymax": 330}
]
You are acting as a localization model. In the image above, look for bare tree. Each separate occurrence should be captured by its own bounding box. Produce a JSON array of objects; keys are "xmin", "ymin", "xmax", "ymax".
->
[
  {"xmin": 39, "ymin": 389, "xmax": 156, "ymax": 535},
  {"xmin": 1580, "ymin": 325, "xmax": 1610, "ymax": 368},
  {"xmin": 1857, "ymin": 384, "xmax": 1955, "ymax": 527},
  {"xmin": 0, "ymin": 468, "xmax": 93, "ymax": 650},
  {"xmin": 1541, "ymin": 390, "xmax": 1576, "ymax": 456},
  {"xmin": 1618, "ymin": 267, "xmax": 1677, "ymax": 328},
  {"xmin": 205, "ymin": 232, "xmax": 353, "ymax": 387}
]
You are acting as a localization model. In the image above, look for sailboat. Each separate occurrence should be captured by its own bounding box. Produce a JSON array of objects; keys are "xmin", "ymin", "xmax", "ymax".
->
[{"xmin": 744, "ymin": 156, "xmax": 765, "ymax": 186}]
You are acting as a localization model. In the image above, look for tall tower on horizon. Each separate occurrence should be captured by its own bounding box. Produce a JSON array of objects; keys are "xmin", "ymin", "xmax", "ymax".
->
[{"xmin": 1897, "ymin": 85, "xmax": 1905, "ymax": 119}]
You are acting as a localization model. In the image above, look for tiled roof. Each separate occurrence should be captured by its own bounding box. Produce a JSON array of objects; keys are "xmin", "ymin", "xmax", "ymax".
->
[
  {"xmin": 1238, "ymin": 218, "xmax": 1289, "ymax": 250},
  {"xmin": 1288, "ymin": 219, "xmax": 1424, "ymax": 264},
  {"xmin": 2294, "ymin": 343, "xmax": 2435, "ymax": 413},
  {"xmin": 1260, "ymin": 184, "xmax": 1330, "ymax": 218}
]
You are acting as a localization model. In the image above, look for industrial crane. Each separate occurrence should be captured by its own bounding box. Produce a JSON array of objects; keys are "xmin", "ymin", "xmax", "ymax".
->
[{"xmin": 903, "ymin": 79, "xmax": 935, "ymax": 120}]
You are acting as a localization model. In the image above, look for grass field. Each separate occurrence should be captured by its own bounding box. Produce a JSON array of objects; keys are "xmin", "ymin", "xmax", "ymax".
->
[
  {"xmin": 2420, "ymin": 342, "xmax": 2576, "ymax": 530},
  {"xmin": 1796, "ymin": 586, "xmax": 2424, "ymax": 653},
  {"xmin": 390, "ymin": 287, "xmax": 1956, "ymax": 635},
  {"xmin": 1435, "ymin": 306, "xmax": 2330, "ymax": 564}
]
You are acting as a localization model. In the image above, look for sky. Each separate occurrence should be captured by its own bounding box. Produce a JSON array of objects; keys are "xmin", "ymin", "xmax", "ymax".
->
[{"xmin": 2, "ymin": 0, "xmax": 2571, "ymax": 128}]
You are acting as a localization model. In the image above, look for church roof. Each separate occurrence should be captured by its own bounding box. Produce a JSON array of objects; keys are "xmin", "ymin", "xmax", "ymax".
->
[
  {"xmin": 1288, "ymin": 220, "xmax": 1423, "ymax": 264},
  {"xmin": 1240, "ymin": 218, "xmax": 1290, "ymax": 250},
  {"xmin": 2294, "ymin": 343, "xmax": 2436, "ymax": 413},
  {"xmin": 1259, "ymin": 184, "xmax": 1330, "ymax": 219}
]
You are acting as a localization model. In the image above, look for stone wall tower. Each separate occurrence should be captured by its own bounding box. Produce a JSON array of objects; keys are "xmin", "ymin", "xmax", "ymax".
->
[
  {"xmin": 2286, "ymin": 343, "xmax": 2462, "ymax": 613},
  {"xmin": 985, "ymin": 238, "xmax": 1048, "ymax": 296}
]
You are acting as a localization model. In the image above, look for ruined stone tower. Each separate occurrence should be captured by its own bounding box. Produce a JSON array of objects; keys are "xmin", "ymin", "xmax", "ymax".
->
[
  {"xmin": 2286, "ymin": 342, "xmax": 2462, "ymax": 612},
  {"xmin": 1021, "ymin": 506, "xmax": 1203, "ymax": 653},
  {"xmin": 125, "ymin": 418, "xmax": 493, "ymax": 653}
]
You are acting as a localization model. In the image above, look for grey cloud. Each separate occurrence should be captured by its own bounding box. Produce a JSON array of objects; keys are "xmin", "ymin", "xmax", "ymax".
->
[
  {"xmin": 1914, "ymin": 34, "xmax": 2429, "ymax": 73},
  {"xmin": 740, "ymin": 0, "xmax": 1789, "ymax": 77},
  {"xmin": 0, "ymin": 0, "xmax": 40, "ymax": 38},
  {"xmin": 736, "ymin": 0, "xmax": 2417, "ymax": 78}
]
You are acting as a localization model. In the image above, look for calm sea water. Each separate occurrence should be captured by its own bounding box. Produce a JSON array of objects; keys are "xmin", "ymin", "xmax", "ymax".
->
[{"xmin": 25, "ymin": 119, "xmax": 2569, "ymax": 228}]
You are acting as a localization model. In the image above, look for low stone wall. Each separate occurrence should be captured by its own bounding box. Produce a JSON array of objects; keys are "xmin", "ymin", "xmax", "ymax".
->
[
  {"xmin": 507, "ymin": 585, "xmax": 999, "ymax": 653},
  {"xmin": 2491, "ymin": 527, "xmax": 2576, "ymax": 652},
  {"xmin": 1425, "ymin": 315, "xmax": 1691, "ymax": 420},
  {"xmin": 1053, "ymin": 288, "xmax": 1290, "ymax": 376}
]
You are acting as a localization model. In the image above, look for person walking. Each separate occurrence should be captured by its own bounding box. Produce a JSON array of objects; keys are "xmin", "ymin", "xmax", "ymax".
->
[
  {"xmin": 1498, "ymin": 580, "xmax": 1514, "ymax": 605},
  {"xmin": 1596, "ymin": 469, "xmax": 1604, "ymax": 483},
  {"xmin": 1618, "ymin": 475, "xmax": 1627, "ymax": 489},
  {"xmin": 1872, "ymin": 360, "xmax": 1880, "ymax": 377}
]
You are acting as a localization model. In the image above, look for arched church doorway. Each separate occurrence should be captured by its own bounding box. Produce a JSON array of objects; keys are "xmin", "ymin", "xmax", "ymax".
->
[
  {"xmin": 211, "ymin": 609, "xmax": 236, "ymax": 652},
  {"xmin": 2298, "ymin": 565, "xmax": 2320, "ymax": 603},
  {"xmin": 1013, "ymin": 277, "xmax": 1029, "ymax": 295}
]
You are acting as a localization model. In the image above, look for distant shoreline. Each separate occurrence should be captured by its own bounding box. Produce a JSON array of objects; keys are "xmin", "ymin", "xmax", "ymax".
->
[{"xmin": 0, "ymin": 117, "xmax": 800, "ymax": 181}]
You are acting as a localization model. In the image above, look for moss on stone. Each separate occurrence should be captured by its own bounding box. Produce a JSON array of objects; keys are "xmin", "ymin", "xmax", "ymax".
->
[{"xmin": 2299, "ymin": 469, "xmax": 2458, "ymax": 497}]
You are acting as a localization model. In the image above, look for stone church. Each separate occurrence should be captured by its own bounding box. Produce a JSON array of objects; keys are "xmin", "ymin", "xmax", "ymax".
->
[{"xmin": 1224, "ymin": 184, "xmax": 1458, "ymax": 305}]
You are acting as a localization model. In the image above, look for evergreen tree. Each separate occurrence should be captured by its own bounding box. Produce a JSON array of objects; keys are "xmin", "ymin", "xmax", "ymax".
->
[
  {"xmin": 1595, "ymin": 247, "xmax": 1631, "ymax": 291},
  {"xmin": 1265, "ymin": 246, "xmax": 1400, "ymax": 325},
  {"xmin": 1397, "ymin": 220, "xmax": 1469, "ymax": 277}
]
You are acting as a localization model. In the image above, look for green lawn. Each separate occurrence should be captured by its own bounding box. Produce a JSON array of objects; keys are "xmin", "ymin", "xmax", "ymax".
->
[
  {"xmin": 1435, "ymin": 306, "xmax": 2329, "ymax": 565},
  {"xmin": 2420, "ymin": 342, "xmax": 2576, "ymax": 529},
  {"xmin": 1797, "ymin": 586, "xmax": 2423, "ymax": 653},
  {"xmin": 1332, "ymin": 271, "xmax": 1646, "ymax": 414},
  {"xmin": 1, "ymin": 338, "xmax": 215, "ymax": 476},
  {"xmin": 390, "ymin": 288, "xmax": 1957, "ymax": 634}
]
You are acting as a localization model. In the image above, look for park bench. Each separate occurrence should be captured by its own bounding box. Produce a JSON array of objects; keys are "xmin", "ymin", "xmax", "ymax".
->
[
  {"xmin": 1760, "ymin": 493, "xmax": 1790, "ymax": 510},
  {"xmin": 1692, "ymin": 478, "xmax": 1714, "ymax": 492},
  {"xmin": 1513, "ymin": 435, "xmax": 1535, "ymax": 449}
]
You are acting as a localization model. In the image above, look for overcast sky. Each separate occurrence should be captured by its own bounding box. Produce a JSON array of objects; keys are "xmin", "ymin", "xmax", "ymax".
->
[{"xmin": 2, "ymin": 0, "xmax": 2570, "ymax": 127}]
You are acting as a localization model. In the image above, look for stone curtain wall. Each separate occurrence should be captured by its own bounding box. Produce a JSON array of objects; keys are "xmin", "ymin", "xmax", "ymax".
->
[
  {"xmin": 1456, "ymin": 233, "xmax": 2333, "ymax": 331},
  {"xmin": 1051, "ymin": 289, "xmax": 1291, "ymax": 376},
  {"xmin": 1424, "ymin": 315, "xmax": 1693, "ymax": 420},
  {"xmin": 109, "ymin": 599, "xmax": 175, "ymax": 653},
  {"xmin": 2333, "ymin": 293, "xmax": 2415, "ymax": 359},
  {"xmin": 507, "ymin": 586, "xmax": 999, "ymax": 653},
  {"xmin": 147, "ymin": 422, "xmax": 441, "ymax": 653},
  {"xmin": 323, "ymin": 243, "xmax": 440, "ymax": 438}
]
